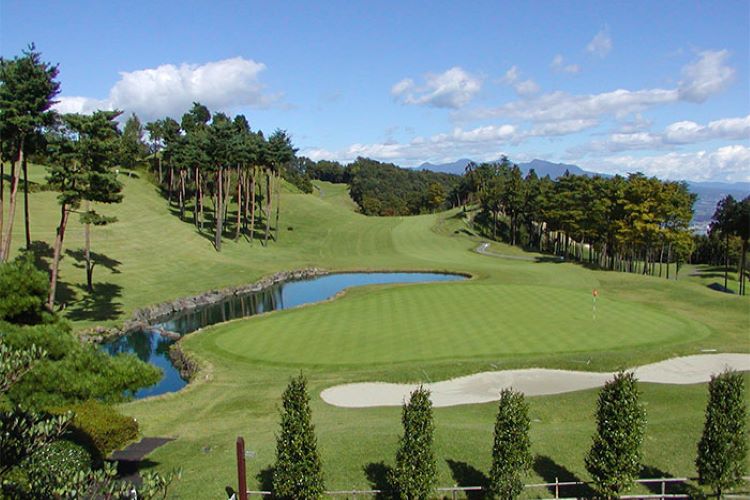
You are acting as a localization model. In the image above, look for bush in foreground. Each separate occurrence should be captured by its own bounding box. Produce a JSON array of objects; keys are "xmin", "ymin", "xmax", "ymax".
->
[
  {"xmin": 585, "ymin": 371, "xmax": 646, "ymax": 498},
  {"xmin": 272, "ymin": 374, "xmax": 324, "ymax": 499},
  {"xmin": 696, "ymin": 369, "xmax": 748, "ymax": 497},
  {"xmin": 488, "ymin": 388, "xmax": 532, "ymax": 499},
  {"xmin": 390, "ymin": 386, "xmax": 436, "ymax": 500}
]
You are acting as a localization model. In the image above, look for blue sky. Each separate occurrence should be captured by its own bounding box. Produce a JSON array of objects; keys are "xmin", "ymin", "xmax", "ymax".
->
[{"xmin": 1, "ymin": 0, "xmax": 748, "ymax": 181}]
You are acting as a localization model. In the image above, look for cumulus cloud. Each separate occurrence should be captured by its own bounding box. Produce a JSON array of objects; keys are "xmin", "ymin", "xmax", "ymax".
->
[
  {"xmin": 500, "ymin": 65, "xmax": 540, "ymax": 97},
  {"xmin": 551, "ymin": 54, "xmax": 581, "ymax": 74},
  {"xmin": 391, "ymin": 66, "xmax": 481, "ymax": 109},
  {"xmin": 571, "ymin": 114, "xmax": 750, "ymax": 155},
  {"xmin": 463, "ymin": 51, "xmax": 738, "ymax": 128},
  {"xmin": 678, "ymin": 50, "xmax": 735, "ymax": 102},
  {"xmin": 587, "ymin": 145, "xmax": 750, "ymax": 182},
  {"xmin": 54, "ymin": 57, "xmax": 278, "ymax": 120},
  {"xmin": 587, "ymin": 29, "xmax": 612, "ymax": 57},
  {"xmin": 302, "ymin": 123, "xmax": 519, "ymax": 164}
]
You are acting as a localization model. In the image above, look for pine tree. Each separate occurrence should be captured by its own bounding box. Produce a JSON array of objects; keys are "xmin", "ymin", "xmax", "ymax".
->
[
  {"xmin": 390, "ymin": 386, "xmax": 436, "ymax": 500},
  {"xmin": 585, "ymin": 371, "xmax": 646, "ymax": 498},
  {"xmin": 488, "ymin": 388, "xmax": 531, "ymax": 499},
  {"xmin": 272, "ymin": 374, "xmax": 324, "ymax": 499},
  {"xmin": 696, "ymin": 370, "xmax": 748, "ymax": 498}
]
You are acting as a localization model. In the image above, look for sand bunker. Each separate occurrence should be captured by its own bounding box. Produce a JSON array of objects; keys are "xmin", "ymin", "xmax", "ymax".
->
[{"xmin": 320, "ymin": 353, "xmax": 750, "ymax": 408}]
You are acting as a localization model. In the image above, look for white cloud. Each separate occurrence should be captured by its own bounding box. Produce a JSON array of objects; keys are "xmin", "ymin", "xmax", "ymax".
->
[
  {"xmin": 302, "ymin": 123, "xmax": 519, "ymax": 165},
  {"xmin": 588, "ymin": 145, "xmax": 750, "ymax": 182},
  {"xmin": 678, "ymin": 50, "xmax": 735, "ymax": 103},
  {"xmin": 572, "ymin": 114, "xmax": 750, "ymax": 155},
  {"xmin": 464, "ymin": 51, "xmax": 739, "ymax": 128},
  {"xmin": 551, "ymin": 54, "xmax": 581, "ymax": 74},
  {"xmin": 587, "ymin": 29, "xmax": 612, "ymax": 58},
  {"xmin": 529, "ymin": 119, "xmax": 599, "ymax": 137},
  {"xmin": 499, "ymin": 65, "xmax": 540, "ymax": 97},
  {"xmin": 391, "ymin": 66, "xmax": 481, "ymax": 109},
  {"xmin": 54, "ymin": 57, "xmax": 277, "ymax": 120}
]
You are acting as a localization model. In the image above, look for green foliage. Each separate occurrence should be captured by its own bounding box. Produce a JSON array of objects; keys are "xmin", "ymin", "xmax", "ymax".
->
[
  {"xmin": 6, "ymin": 438, "xmax": 93, "ymax": 498},
  {"xmin": 346, "ymin": 157, "xmax": 460, "ymax": 215},
  {"xmin": 0, "ymin": 251, "xmax": 51, "ymax": 324},
  {"xmin": 696, "ymin": 370, "xmax": 748, "ymax": 497},
  {"xmin": 272, "ymin": 374, "xmax": 325, "ymax": 499},
  {"xmin": 1, "ymin": 321, "xmax": 161, "ymax": 408},
  {"xmin": 119, "ymin": 112, "xmax": 147, "ymax": 168},
  {"xmin": 0, "ymin": 43, "xmax": 60, "ymax": 161},
  {"xmin": 488, "ymin": 388, "xmax": 531, "ymax": 499},
  {"xmin": 585, "ymin": 371, "xmax": 646, "ymax": 498},
  {"xmin": 390, "ymin": 386, "xmax": 436, "ymax": 500},
  {"xmin": 52, "ymin": 399, "xmax": 139, "ymax": 460}
]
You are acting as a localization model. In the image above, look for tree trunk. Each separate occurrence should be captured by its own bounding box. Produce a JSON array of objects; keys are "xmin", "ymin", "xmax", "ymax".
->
[
  {"xmin": 1, "ymin": 139, "xmax": 24, "ymax": 262},
  {"xmin": 249, "ymin": 167, "xmax": 257, "ymax": 245},
  {"xmin": 199, "ymin": 171, "xmax": 204, "ymax": 231},
  {"xmin": 194, "ymin": 166, "xmax": 200, "ymax": 229},
  {"xmin": 179, "ymin": 169, "xmax": 186, "ymax": 221},
  {"xmin": 264, "ymin": 169, "xmax": 272, "ymax": 246},
  {"xmin": 168, "ymin": 166, "xmax": 174, "ymax": 203},
  {"xmin": 48, "ymin": 204, "xmax": 70, "ymax": 311},
  {"xmin": 724, "ymin": 233, "xmax": 729, "ymax": 290},
  {"xmin": 740, "ymin": 239, "xmax": 747, "ymax": 296},
  {"xmin": 666, "ymin": 243, "xmax": 672, "ymax": 280},
  {"xmin": 84, "ymin": 200, "xmax": 94, "ymax": 292},
  {"xmin": 215, "ymin": 167, "xmax": 223, "ymax": 251},
  {"xmin": 22, "ymin": 154, "xmax": 31, "ymax": 250},
  {"xmin": 274, "ymin": 170, "xmax": 281, "ymax": 241},
  {"xmin": 235, "ymin": 169, "xmax": 243, "ymax": 240},
  {"xmin": 157, "ymin": 155, "xmax": 163, "ymax": 187},
  {"xmin": 0, "ymin": 162, "xmax": 5, "ymax": 258}
]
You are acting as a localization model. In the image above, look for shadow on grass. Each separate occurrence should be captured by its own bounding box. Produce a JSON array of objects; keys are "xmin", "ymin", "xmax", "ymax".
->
[
  {"xmin": 363, "ymin": 461, "xmax": 392, "ymax": 499},
  {"xmin": 28, "ymin": 240, "xmax": 76, "ymax": 306},
  {"xmin": 66, "ymin": 282, "xmax": 123, "ymax": 322},
  {"xmin": 256, "ymin": 466, "xmax": 274, "ymax": 492},
  {"xmin": 65, "ymin": 248, "xmax": 122, "ymax": 274},
  {"xmin": 638, "ymin": 465, "xmax": 700, "ymax": 497},
  {"xmin": 707, "ymin": 282, "xmax": 735, "ymax": 294},
  {"xmin": 446, "ymin": 459, "xmax": 488, "ymax": 499},
  {"xmin": 533, "ymin": 455, "xmax": 595, "ymax": 498}
]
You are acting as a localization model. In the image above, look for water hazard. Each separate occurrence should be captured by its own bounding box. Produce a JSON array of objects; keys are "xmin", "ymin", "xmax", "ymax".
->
[{"xmin": 102, "ymin": 272, "xmax": 466, "ymax": 398}]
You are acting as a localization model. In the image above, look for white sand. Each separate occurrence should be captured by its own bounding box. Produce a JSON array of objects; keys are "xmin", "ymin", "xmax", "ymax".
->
[{"xmin": 320, "ymin": 353, "xmax": 750, "ymax": 408}]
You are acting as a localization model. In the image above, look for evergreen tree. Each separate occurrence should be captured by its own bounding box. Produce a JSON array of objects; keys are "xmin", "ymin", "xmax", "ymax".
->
[
  {"xmin": 390, "ymin": 386, "xmax": 436, "ymax": 500},
  {"xmin": 45, "ymin": 110, "xmax": 123, "ymax": 309},
  {"xmin": 0, "ymin": 44, "xmax": 60, "ymax": 261},
  {"xmin": 119, "ymin": 112, "xmax": 146, "ymax": 168},
  {"xmin": 0, "ymin": 251, "xmax": 50, "ymax": 324},
  {"xmin": 272, "ymin": 374, "xmax": 324, "ymax": 499},
  {"xmin": 488, "ymin": 388, "xmax": 532, "ymax": 499},
  {"xmin": 696, "ymin": 370, "xmax": 748, "ymax": 498},
  {"xmin": 585, "ymin": 371, "xmax": 646, "ymax": 498}
]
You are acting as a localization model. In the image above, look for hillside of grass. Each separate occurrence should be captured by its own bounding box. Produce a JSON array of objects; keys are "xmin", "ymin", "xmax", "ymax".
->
[{"xmin": 5, "ymin": 164, "xmax": 749, "ymax": 497}]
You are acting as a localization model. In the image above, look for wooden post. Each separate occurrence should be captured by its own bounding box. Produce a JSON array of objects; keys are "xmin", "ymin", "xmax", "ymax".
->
[
  {"xmin": 555, "ymin": 477, "xmax": 559, "ymax": 499},
  {"xmin": 236, "ymin": 437, "xmax": 248, "ymax": 500},
  {"xmin": 661, "ymin": 479, "xmax": 666, "ymax": 499}
]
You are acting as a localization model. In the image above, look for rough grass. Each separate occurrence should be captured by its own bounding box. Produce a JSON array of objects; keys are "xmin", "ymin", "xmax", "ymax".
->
[{"xmin": 6, "ymin": 165, "xmax": 749, "ymax": 497}]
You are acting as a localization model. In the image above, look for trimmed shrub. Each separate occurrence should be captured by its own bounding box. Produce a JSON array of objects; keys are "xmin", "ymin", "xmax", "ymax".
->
[
  {"xmin": 696, "ymin": 370, "xmax": 748, "ymax": 497},
  {"xmin": 53, "ymin": 400, "xmax": 138, "ymax": 460},
  {"xmin": 272, "ymin": 374, "xmax": 325, "ymax": 499},
  {"xmin": 585, "ymin": 371, "xmax": 646, "ymax": 498},
  {"xmin": 488, "ymin": 388, "xmax": 532, "ymax": 499},
  {"xmin": 389, "ymin": 386, "xmax": 436, "ymax": 500}
]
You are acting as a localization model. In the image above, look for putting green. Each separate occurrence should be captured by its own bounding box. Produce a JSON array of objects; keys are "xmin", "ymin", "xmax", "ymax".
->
[{"xmin": 209, "ymin": 283, "xmax": 709, "ymax": 366}]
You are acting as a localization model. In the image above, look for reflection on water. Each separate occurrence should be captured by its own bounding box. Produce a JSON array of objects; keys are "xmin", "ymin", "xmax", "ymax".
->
[{"xmin": 103, "ymin": 272, "xmax": 466, "ymax": 398}]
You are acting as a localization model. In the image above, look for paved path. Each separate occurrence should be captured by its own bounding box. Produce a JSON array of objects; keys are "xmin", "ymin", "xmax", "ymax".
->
[
  {"xmin": 320, "ymin": 353, "xmax": 750, "ymax": 408},
  {"xmin": 474, "ymin": 242, "xmax": 561, "ymax": 262},
  {"xmin": 110, "ymin": 437, "xmax": 174, "ymax": 484}
]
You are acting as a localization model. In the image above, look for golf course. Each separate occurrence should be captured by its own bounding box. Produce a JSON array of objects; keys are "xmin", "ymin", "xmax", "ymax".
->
[{"xmin": 8, "ymin": 166, "xmax": 748, "ymax": 498}]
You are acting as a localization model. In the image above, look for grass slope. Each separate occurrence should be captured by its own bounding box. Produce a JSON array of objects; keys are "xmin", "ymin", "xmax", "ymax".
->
[{"xmin": 6, "ymin": 167, "xmax": 749, "ymax": 497}]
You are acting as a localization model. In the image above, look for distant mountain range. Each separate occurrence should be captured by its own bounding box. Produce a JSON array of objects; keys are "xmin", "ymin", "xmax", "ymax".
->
[{"xmin": 416, "ymin": 158, "xmax": 750, "ymax": 232}]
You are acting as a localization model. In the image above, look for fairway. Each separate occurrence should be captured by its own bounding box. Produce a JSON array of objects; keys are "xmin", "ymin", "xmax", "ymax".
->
[
  {"xmin": 6, "ymin": 170, "xmax": 748, "ymax": 497},
  {"xmin": 210, "ymin": 283, "xmax": 709, "ymax": 366}
]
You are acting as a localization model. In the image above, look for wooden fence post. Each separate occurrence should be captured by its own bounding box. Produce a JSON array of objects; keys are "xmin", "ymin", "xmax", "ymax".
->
[
  {"xmin": 555, "ymin": 477, "xmax": 559, "ymax": 499},
  {"xmin": 236, "ymin": 437, "xmax": 248, "ymax": 500}
]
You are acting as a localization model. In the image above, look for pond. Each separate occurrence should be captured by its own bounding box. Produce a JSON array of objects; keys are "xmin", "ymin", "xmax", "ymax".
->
[{"xmin": 102, "ymin": 272, "xmax": 467, "ymax": 399}]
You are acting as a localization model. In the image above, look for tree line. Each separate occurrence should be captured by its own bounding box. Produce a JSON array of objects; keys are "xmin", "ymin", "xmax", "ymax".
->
[
  {"xmin": 461, "ymin": 158, "xmax": 697, "ymax": 278},
  {"xmin": 301, "ymin": 156, "xmax": 461, "ymax": 216},
  {"xmin": 692, "ymin": 194, "xmax": 750, "ymax": 295},
  {"xmin": 267, "ymin": 371, "xmax": 746, "ymax": 500}
]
